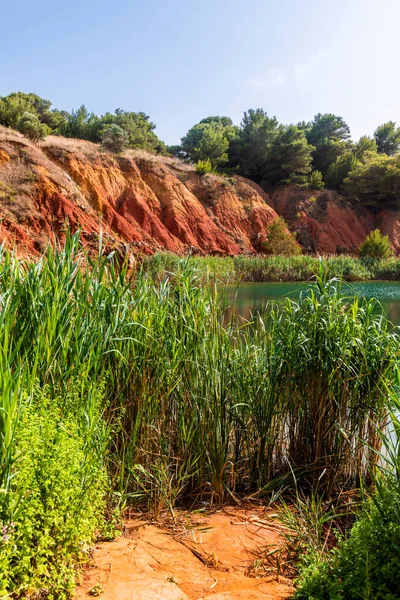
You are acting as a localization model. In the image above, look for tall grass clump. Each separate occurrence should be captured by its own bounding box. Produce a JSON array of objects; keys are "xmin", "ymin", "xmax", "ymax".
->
[{"xmin": 293, "ymin": 371, "xmax": 400, "ymax": 599}]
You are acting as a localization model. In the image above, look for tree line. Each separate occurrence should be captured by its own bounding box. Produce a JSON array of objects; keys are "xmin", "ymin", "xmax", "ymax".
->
[
  {"xmin": 0, "ymin": 92, "xmax": 166, "ymax": 154},
  {"xmin": 176, "ymin": 110, "xmax": 400, "ymax": 209},
  {"xmin": 1, "ymin": 92, "xmax": 400, "ymax": 209}
]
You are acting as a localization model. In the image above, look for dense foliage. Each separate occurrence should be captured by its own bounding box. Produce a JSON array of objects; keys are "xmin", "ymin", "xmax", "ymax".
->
[
  {"xmin": 178, "ymin": 109, "xmax": 400, "ymax": 209},
  {"xmin": 101, "ymin": 123, "xmax": 129, "ymax": 153},
  {"xmin": 0, "ymin": 92, "xmax": 167, "ymax": 154},
  {"xmin": 0, "ymin": 233, "xmax": 398, "ymax": 596}
]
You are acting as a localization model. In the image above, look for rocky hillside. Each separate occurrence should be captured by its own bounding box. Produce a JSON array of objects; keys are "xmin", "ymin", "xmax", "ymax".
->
[
  {"xmin": 0, "ymin": 127, "xmax": 279, "ymax": 257},
  {"xmin": 271, "ymin": 186, "xmax": 400, "ymax": 254},
  {"xmin": 0, "ymin": 126, "xmax": 399, "ymax": 257}
]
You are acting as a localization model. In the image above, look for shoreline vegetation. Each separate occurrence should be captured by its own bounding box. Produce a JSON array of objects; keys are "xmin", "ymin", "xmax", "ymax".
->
[
  {"xmin": 0, "ymin": 233, "xmax": 399, "ymax": 598},
  {"xmin": 141, "ymin": 252, "xmax": 400, "ymax": 284}
]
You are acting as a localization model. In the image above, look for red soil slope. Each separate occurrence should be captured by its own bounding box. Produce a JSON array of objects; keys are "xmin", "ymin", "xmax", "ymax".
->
[
  {"xmin": 271, "ymin": 187, "xmax": 375, "ymax": 254},
  {"xmin": 1, "ymin": 127, "xmax": 399, "ymax": 256},
  {"xmin": 0, "ymin": 128, "xmax": 284, "ymax": 256}
]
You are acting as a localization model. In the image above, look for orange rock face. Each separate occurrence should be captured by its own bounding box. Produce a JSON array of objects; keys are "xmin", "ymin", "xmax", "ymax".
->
[
  {"xmin": 271, "ymin": 186, "xmax": 379, "ymax": 254},
  {"xmin": 0, "ymin": 128, "xmax": 287, "ymax": 256},
  {"xmin": 1, "ymin": 127, "xmax": 400, "ymax": 257}
]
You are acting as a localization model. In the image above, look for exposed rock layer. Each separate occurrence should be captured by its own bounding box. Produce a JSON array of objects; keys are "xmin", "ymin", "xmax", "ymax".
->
[{"xmin": 0, "ymin": 127, "xmax": 399, "ymax": 256}]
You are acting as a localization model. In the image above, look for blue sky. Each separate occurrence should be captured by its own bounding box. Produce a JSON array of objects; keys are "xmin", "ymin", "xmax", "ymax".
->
[{"xmin": 1, "ymin": 0, "xmax": 399, "ymax": 144}]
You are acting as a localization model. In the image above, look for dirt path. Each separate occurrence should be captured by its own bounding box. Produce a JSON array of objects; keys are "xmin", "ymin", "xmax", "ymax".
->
[{"xmin": 75, "ymin": 508, "xmax": 293, "ymax": 600}]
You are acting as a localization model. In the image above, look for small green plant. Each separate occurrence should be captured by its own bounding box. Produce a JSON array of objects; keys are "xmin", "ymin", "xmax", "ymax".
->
[
  {"xmin": 195, "ymin": 158, "xmax": 213, "ymax": 175},
  {"xmin": 25, "ymin": 170, "xmax": 37, "ymax": 183},
  {"xmin": 308, "ymin": 195, "xmax": 317, "ymax": 204},
  {"xmin": 359, "ymin": 229, "xmax": 393, "ymax": 259},
  {"xmin": 89, "ymin": 583, "xmax": 104, "ymax": 596}
]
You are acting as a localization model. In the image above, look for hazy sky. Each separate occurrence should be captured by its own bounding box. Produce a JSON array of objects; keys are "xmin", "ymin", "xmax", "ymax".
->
[{"xmin": 1, "ymin": 0, "xmax": 399, "ymax": 144}]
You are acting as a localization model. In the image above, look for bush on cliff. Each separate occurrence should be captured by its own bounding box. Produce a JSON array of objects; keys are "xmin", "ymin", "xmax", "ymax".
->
[
  {"xmin": 263, "ymin": 217, "xmax": 301, "ymax": 256},
  {"xmin": 359, "ymin": 229, "xmax": 393, "ymax": 260},
  {"xmin": 17, "ymin": 111, "xmax": 49, "ymax": 142},
  {"xmin": 195, "ymin": 158, "xmax": 214, "ymax": 175}
]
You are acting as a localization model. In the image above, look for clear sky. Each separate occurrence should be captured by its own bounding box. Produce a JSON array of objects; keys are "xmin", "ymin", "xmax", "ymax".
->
[{"xmin": 1, "ymin": 0, "xmax": 399, "ymax": 144}]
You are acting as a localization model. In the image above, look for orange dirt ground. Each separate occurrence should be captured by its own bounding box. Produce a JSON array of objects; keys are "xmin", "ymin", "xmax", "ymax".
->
[{"xmin": 75, "ymin": 508, "xmax": 294, "ymax": 600}]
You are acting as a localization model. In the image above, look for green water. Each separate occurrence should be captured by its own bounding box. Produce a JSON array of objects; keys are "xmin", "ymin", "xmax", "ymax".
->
[{"xmin": 223, "ymin": 281, "xmax": 400, "ymax": 326}]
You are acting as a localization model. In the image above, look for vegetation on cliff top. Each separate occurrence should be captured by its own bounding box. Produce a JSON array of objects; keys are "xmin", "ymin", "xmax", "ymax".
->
[{"xmin": 1, "ymin": 91, "xmax": 400, "ymax": 214}]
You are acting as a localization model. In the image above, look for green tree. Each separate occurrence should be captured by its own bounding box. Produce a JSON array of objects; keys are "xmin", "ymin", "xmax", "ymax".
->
[
  {"xmin": 98, "ymin": 109, "xmax": 166, "ymax": 153},
  {"xmin": 374, "ymin": 121, "xmax": 400, "ymax": 155},
  {"xmin": 264, "ymin": 125, "xmax": 314, "ymax": 187},
  {"xmin": 325, "ymin": 151, "xmax": 358, "ymax": 190},
  {"xmin": 0, "ymin": 92, "xmax": 67, "ymax": 131},
  {"xmin": 231, "ymin": 109, "xmax": 279, "ymax": 182},
  {"xmin": 309, "ymin": 170, "xmax": 324, "ymax": 189},
  {"xmin": 101, "ymin": 124, "xmax": 129, "ymax": 153},
  {"xmin": 344, "ymin": 152, "xmax": 400, "ymax": 208},
  {"xmin": 306, "ymin": 113, "xmax": 351, "ymax": 176},
  {"xmin": 263, "ymin": 217, "xmax": 301, "ymax": 255},
  {"xmin": 58, "ymin": 105, "xmax": 100, "ymax": 140},
  {"xmin": 17, "ymin": 112, "xmax": 49, "ymax": 141},
  {"xmin": 359, "ymin": 229, "xmax": 393, "ymax": 259},
  {"xmin": 354, "ymin": 135, "xmax": 377, "ymax": 160},
  {"xmin": 166, "ymin": 145, "xmax": 186, "ymax": 158},
  {"xmin": 181, "ymin": 117, "xmax": 236, "ymax": 166},
  {"xmin": 0, "ymin": 94, "xmax": 39, "ymax": 129}
]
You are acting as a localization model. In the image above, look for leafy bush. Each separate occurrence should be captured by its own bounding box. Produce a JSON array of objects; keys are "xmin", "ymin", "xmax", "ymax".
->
[
  {"xmin": 263, "ymin": 217, "xmax": 302, "ymax": 256},
  {"xmin": 17, "ymin": 111, "xmax": 49, "ymax": 141},
  {"xmin": 101, "ymin": 123, "xmax": 129, "ymax": 153},
  {"xmin": 359, "ymin": 229, "xmax": 393, "ymax": 259},
  {"xmin": 0, "ymin": 384, "xmax": 107, "ymax": 598},
  {"xmin": 195, "ymin": 158, "xmax": 214, "ymax": 175},
  {"xmin": 294, "ymin": 483, "xmax": 400, "ymax": 599}
]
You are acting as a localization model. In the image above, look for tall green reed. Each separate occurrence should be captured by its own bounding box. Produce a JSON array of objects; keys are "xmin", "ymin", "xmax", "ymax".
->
[{"xmin": 0, "ymin": 232, "xmax": 397, "ymax": 516}]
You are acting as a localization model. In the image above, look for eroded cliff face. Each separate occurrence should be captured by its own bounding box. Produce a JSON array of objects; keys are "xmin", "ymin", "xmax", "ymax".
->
[
  {"xmin": 0, "ymin": 128, "xmax": 284, "ymax": 256},
  {"xmin": 271, "ymin": 186, "xmax": 389, "ymax": 255},
  {"xmin": 0, "ymin": 127, "xmax": 399, "ymax": 257}
]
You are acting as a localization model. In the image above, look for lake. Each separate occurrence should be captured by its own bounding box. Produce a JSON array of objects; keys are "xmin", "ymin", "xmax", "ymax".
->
[{"xmin": 222, "ymin": 281, "xmax": 400, "ymax": 326}]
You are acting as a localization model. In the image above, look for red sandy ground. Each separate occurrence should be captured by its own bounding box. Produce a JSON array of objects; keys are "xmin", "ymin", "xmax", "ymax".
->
[{"xmin": 75, "ymin": 508, "xmax": 293, "ymax": 600}]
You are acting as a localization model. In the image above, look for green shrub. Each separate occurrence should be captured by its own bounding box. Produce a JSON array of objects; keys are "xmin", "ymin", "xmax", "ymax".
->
[
  {"xmin": 17, "ymin": 111, "xmax": 49, "ymax": 142},
  {"xmin": 263, "ymin": 217, "xmax": 302, "ymax": 256},
  {"xmin": 294, "ymin": 482, "xmax": 400, "ymax": 599},
  {"xmin": 0, "ymin": 384, "xmax": 107, "ymax": 598},
  {"xmin": 195, "ymin": 158, "xmax": 213, "ymax": 175},
  {"xmin": 359, "ymin": 229, "xmax": 393, "ymax": 259},
  {"xmin": 101, "ymin": 123, "xmax": 129, "ymax": 153}
]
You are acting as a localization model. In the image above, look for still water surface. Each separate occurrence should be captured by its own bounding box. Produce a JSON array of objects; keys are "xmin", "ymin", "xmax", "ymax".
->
[{"xmin": 223, "ymin": 281, "xmax": 400, "ymax": 326}]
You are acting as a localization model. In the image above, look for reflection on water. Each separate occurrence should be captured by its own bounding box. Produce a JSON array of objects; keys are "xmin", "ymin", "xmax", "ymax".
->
[{"xmin": 222, "ymin": 281, "xmax": 400, "ymax": 326}]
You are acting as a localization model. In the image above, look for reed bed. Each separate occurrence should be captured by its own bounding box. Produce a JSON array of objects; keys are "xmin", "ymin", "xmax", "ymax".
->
[
  {"xmin": 141, "ymin": 252, "xmax": 400, "ymax": 283},
  {"xmin": 0, "ymin": 233, "xmax": 398, "ymax": 596}
]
